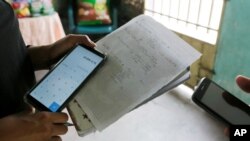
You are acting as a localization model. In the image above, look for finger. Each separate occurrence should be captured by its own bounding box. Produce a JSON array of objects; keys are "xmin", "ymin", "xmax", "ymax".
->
[
  {"xmin": 51, "ymin": 124, "xmax": 68, "ymax": 136},
  {"xmin": 36, "ymin": 112, "xmax": 69, "ymax": 123},
  {"xmin": 67, "ymin": 34, "xmax": 96, "ymax": 48},
  {"xmin": 49, "ymin": 112, "xmax": 69, "ymax": 123},
  {"xmin": 24, "ymin": 104, "xmax": 36, "ymax": 114},
  {"xmin": 16, "ymin": 105, "xmax": 35, "ymax": 116},
  {"xmin": 224, "ymin": 127, "xmax": 229, "ymax": 137},
  {"xmin": 79, "ymin": 35, "xmax": 96, "ymax": 48},
  {"xmin": 236, "ymin": 75, "xmax": 250, "ymax": 93},
  {"xmin": 50, "ymin": 136, "xmax": 62, "ymax": 141},
  {"xmin": 52, "ymin": 112, "xmax": 68, "ymax": 123}
]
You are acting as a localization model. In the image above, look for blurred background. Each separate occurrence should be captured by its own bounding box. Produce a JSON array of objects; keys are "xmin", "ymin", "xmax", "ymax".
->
[{"xmin": 7, "ymin": 0, "xmax": 250, "ymax": 104}]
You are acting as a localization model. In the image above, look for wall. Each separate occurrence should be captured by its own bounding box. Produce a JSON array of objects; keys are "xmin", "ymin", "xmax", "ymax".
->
[
  {"xmin": 178, "ymin": 34, "xmax": 216, "ymax": 88},
  {"xmin": 212, "ymin": 0, "xmax": 250, "ymax": 104}
]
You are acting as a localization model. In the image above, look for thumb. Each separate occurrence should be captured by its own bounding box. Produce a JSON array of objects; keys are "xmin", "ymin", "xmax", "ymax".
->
[
  {"xmin": 236, "ymin": 75, "xmax": 250, "ymax": 93},
  {"xmin": 17, "ymin": 104, "xmax": 36, "ymax": 116}
]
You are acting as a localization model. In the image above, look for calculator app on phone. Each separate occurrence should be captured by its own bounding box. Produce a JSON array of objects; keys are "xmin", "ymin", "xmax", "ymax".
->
[{"xmin": 26, "ymin": 45, "xmax": 106, "ymax": 112}]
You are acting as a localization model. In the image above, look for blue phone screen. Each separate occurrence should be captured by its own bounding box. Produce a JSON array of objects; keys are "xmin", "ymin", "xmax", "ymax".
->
[{"xmin": 30, "ymin": 45, "xmax": 104, "ymax": 112}]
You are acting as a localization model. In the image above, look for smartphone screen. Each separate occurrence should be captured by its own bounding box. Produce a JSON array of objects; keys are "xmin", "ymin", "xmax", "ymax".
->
[
  {"xmin": 26, "ymin": 45, "xmax": 106, "ymax": 112},
  {"xmin": 192, "ymin": 78, "xmax": 250, "ymax": 125}
]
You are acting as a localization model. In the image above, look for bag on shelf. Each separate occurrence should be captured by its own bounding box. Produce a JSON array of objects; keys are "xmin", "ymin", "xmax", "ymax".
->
[
  {"xmin": 11, "ymin": 0, "xmax": 31, "ymax": 18},
  {"xmin": 77, "ymin": 0, "xmax": 112, "ymax": 25}
]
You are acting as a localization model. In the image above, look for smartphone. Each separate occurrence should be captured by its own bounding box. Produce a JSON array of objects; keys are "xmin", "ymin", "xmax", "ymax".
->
[
  {"xmin": 192, "ymin": 77, "xmax": 250, "ymax": 126},
  {"xmin": 25, "ymin": 45, "xmax": 106, "ymax": 112}
]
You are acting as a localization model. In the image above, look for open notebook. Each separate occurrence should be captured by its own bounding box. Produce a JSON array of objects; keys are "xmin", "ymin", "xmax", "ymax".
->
[{"xmin": 67, "ymin": 15, "xmax": 201, "ymax": 136}]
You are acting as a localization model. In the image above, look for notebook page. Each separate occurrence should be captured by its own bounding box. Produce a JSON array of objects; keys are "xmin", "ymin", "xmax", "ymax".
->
[{"xmin": 74, "ymin": 15, "xmax": 201, "ymax": 130}]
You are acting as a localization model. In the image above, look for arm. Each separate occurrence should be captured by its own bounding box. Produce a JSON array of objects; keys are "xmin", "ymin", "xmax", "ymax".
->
[
  {"xmin": 28, "ymin": 34, "xmax": 96, "ymax": 70},
  {"xmin": 0, "ymin": 112, "xmax": 68, "ymax": 141}
]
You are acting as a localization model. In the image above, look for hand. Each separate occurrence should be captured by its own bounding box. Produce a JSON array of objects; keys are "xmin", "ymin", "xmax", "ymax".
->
[
  {"xmin": 235, "ymin": 75, "xmax": 250, "ymax": 93},
  {"xmin": 28, "ymin": 34, "xmax": 96, "ymax": 70},
  {"xmin": 224, "ymin": 75, "xmax": 250, "ymax": 136},
  {"xmin": 0, "ymin": 111, "xmax": 68, "ymax": 141},
  {"xmin": 48, "ymin": 34, "xmax": 96, "ymax": 64}
]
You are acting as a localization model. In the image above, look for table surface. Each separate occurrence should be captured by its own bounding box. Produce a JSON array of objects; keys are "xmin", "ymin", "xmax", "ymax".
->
[{"xmin": 61, "ymin": 85, "xmax": 228, "ymax": 141}]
